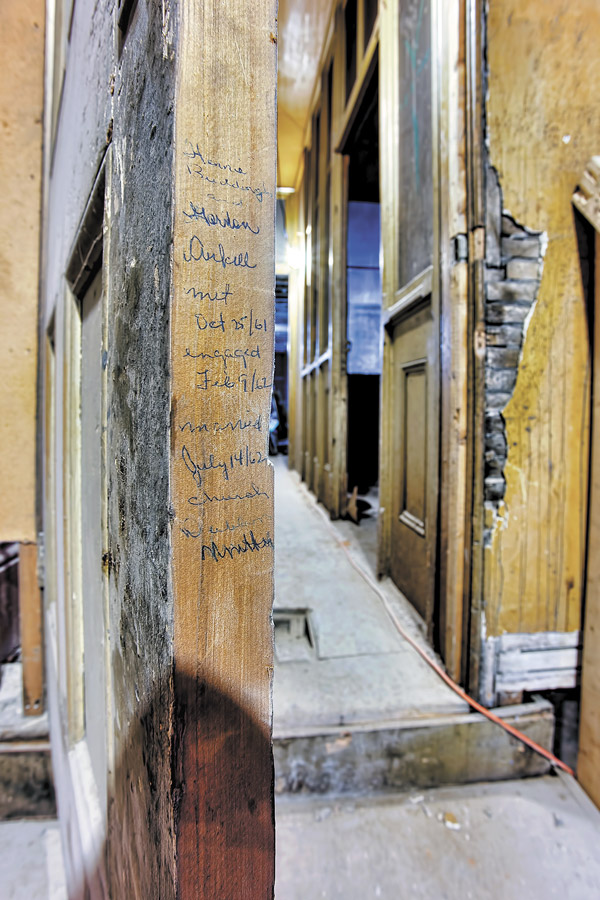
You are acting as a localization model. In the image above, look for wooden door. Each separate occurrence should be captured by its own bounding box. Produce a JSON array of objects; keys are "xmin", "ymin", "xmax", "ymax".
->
[
  {"xmin": 380, "ymin": 0, "xmax": 439, "ymax": 631},
  {"xmin": 387, "ymin": 270, "xmax": 437, "ymax": 624}
]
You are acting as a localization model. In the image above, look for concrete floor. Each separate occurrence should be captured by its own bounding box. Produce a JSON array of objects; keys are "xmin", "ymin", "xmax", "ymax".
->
[
  {"xmin": 0, "ymin": 819, "xmax": 66, "ymax": 899},
  {"xmin": 276, "ymin": 773, "xmax": 600, "ymax": 899},
  {"xmin": 272, "ymin": 460, "xmax": 600, "ymax": 895},
  {"xmin": 4, "ymin": 774, "xmax": 600, "ymax": 899},
  {"xmin": 273, "ymin": 457, "xmax": 467, "ymax": 735}
]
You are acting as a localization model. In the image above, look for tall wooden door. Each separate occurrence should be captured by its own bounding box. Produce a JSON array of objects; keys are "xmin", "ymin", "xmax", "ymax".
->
[
  {"xmin": 388, "ymin": 269, "xmax": 437, "ymax": 625},
  {"xmin": 380, "ymin": 0, "xmax": 439, "ymax": 631}
]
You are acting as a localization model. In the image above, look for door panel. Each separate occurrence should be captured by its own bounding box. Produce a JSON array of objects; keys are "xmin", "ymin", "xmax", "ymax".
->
[
  {"xmin": 380, "ymin": 0, "xmax": 438, "ymax": 633},
  {"xmin": 402, "ymin": 361, "xmax": 427, "ymax": 530},
  {"xmin": 390, "ymin": 293, "xmax": 436, "ymax": 624}
]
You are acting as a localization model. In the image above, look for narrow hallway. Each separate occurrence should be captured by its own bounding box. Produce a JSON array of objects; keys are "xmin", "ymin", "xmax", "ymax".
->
[
  {"xmin": 272, "ymin": 463, "xmax": 600, "ymax": 899},
  {"xmin": 272, "ymin": 456, "xmax": 552, "ymax": 795},
  {"xmin": 272, "ymin": 454, "xmax": 467, "ymax": 735}
]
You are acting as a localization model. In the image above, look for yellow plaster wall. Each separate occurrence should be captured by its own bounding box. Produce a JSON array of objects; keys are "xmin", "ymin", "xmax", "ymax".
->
[
  {"xmin": 0, "ymin": 0, "xmax": 44, "ymax": 542},
  {"xmin": 484, "ymin": 1, "xmax": 600, "ymax": 636}
]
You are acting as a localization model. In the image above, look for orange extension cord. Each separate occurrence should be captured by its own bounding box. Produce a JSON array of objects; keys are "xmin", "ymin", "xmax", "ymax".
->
[{"xmin": 307, "ymin": 492, "xmax": 574, "ymax": 778}]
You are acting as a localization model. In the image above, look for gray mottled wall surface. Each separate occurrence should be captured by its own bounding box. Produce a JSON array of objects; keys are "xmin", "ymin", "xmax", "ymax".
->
[{"xmin": 105, "ymin": 4, "xmax": 178, "ymax": 898}]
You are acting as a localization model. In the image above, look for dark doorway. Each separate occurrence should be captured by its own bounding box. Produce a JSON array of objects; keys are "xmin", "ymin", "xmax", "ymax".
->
[{"xmin": 345, "ymin": 68, "xmax": 381, "ymax": 498}]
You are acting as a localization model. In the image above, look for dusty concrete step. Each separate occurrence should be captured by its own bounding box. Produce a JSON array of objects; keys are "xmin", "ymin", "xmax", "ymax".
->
[
  {"xmin": 274, "ymin": 697, "xmax": 554, "ymax": 795},
  {"xmin": 0, "ymin": 664, "xmax": 55, "ymax": 819},
  {"xmin": 275, "ymin": 773, "xmax": 600, "ymax": 900}
]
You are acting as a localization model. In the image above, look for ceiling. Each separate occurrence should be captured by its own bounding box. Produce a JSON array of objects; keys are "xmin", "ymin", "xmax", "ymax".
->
[{"xmin": 277, "ymin": 0, "xmax": 336, "ymax": 189}]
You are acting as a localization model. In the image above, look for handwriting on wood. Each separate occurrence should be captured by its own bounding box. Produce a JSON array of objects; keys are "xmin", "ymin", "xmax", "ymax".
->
[
  {"xmin": 170, "ymin": 2, "xmax": 276, "ymax": 897},
  {"xmin": 174, "ymin": 144, "xmax": 274, "ymax": 562}
]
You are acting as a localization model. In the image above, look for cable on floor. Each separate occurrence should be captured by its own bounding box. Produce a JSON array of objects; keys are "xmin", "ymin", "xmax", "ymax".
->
[{"xmin": 305, "ymin": 489, "xmax": 574, "ymax": 778}]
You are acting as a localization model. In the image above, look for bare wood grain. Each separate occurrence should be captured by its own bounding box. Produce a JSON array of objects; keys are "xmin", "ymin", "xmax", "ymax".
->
[
  {"xmin": 19, "ymin": 543, "xmax": 44, "ymax": 716},
  {"xmin": 171, "ymin": 1, "xmax": 277, "ymax": 896},
  {"xmin": 579, "ymin": 228, "xmax": 600, "ymax": 810}
]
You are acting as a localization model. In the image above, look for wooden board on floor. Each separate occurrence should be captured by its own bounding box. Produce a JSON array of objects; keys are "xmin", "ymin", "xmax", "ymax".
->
[{"xmin": 18, "ymin": 543, "xmax": 44, "ymax": 716}]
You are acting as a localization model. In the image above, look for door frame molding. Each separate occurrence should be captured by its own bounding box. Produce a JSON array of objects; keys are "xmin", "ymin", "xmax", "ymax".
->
[
  {"xmin": 463, "ymin": 0, "xmax": 487, "ymax": 692},
  {"xmin": 573, "ymin": 157, "xmax": 600, "ymax": 808},
  {"xmin": 378, "ymin": 0, "xmax": 476, "ymax": 679}
]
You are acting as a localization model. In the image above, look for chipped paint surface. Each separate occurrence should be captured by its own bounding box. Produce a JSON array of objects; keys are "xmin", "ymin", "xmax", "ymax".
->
[{"xmin": 484, "ymin": 0, "xmax": 600, "ymax": 636}]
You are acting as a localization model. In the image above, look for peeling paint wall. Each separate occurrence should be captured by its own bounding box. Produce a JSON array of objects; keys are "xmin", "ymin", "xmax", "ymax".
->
[{"xmin": 484, "ymin": 0, "xmax": 600, "ymax": 637}]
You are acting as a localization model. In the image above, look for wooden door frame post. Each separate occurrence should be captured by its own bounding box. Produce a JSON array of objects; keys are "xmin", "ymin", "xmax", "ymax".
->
[
  {"xmin": 464, "ymin": 0, "xmax": 487, "ymax": 694},
  {"xmin": 170, "ymin": 2, "xmax": 277, "ymax": 896},
  {"xmin": 573, "ymin": 156, "xmax": 600, "ymax": 809}
]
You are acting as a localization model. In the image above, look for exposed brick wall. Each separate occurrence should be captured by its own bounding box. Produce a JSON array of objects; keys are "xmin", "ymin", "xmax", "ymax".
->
[{"xmin": 483, "ymin": 167, "xmax": 545, "ymax": 539}]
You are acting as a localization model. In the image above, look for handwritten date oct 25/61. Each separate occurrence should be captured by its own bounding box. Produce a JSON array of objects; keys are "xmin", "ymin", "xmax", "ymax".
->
[{"xmin": 191, "ymin": 309, "xmax": 268, "ymax": 335}]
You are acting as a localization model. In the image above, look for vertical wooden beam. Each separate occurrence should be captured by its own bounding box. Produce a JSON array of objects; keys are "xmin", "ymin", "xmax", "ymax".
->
[
  {"xmin": 171, "ymin": 1, "xmax": 277, "ymax": 896},
  {"xmin": 377, "ymin": 0, "xmax": 400, "ymax": 571},
  {"xmin": 579, "ymin": 226, "xmax": 600, "ymax": 808},
  {"xmin": 19, "ymin": 542, "xmax": 44, "ymax": 715},
  {"xmin": 329, "ymin": 10, "xmax": 348, "ymax": 519},
  {"xmin": 436, "ymin": 0, "xmax": 469, "ymax": 681},
  {"xmin": 464, "ymin": 0, "xmax": 487, "ymax": 696}
]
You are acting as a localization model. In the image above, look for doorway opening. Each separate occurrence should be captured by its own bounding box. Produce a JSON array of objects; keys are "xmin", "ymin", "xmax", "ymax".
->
[{"xmin": 343, "ymin": 68, "xmax": 381, "ymax": 563}]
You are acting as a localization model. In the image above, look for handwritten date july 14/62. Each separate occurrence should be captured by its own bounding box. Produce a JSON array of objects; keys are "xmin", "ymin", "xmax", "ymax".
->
[{"xmin": 182, "ymin": 443, "xmax": 268, "ymax": 485}]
